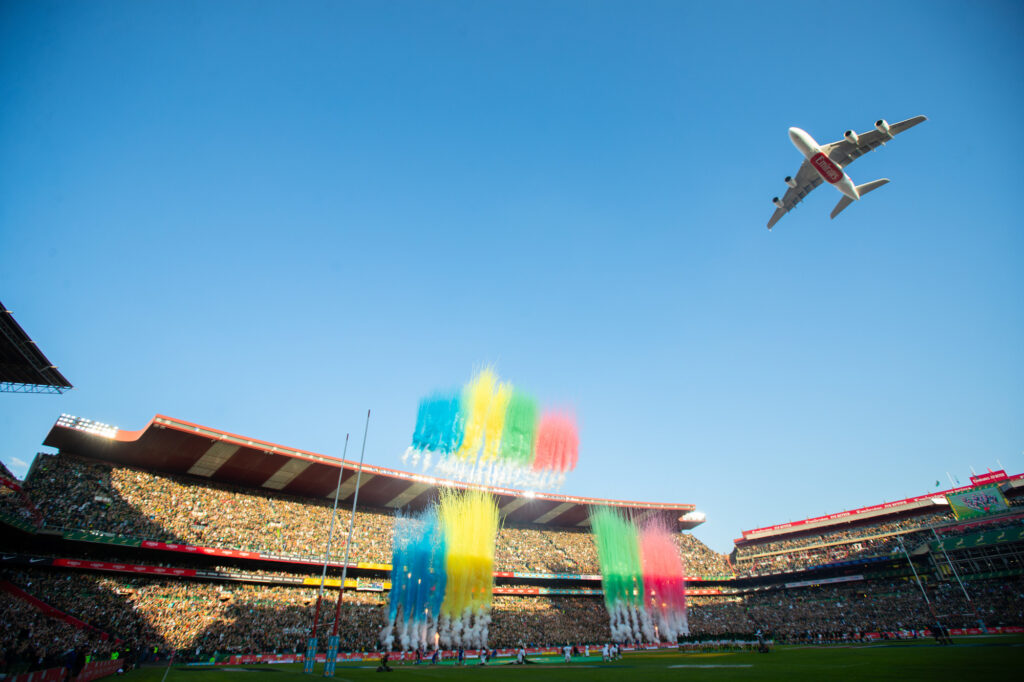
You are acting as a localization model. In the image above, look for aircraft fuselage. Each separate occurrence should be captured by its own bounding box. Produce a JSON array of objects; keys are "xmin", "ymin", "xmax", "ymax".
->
[{"xmin": 788, "ymin": 127, "xmax": 860, "ymax": 201}]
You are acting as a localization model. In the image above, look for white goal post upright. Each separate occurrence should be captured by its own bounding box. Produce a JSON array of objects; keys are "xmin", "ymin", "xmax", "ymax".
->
[
  {"xmin": 305, "ymin": 433, "xmax": 350, "ymax": 673},
  {"xmin": 325, "ymin": 409, "xmax": 371, "ymax": 678}
]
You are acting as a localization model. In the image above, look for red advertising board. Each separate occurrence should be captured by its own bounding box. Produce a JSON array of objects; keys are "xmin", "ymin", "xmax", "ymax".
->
[
  {"xmin": 54, "ymin": 558, "xmax": 196, "ymax": 577},
  {"xmin": 140, "ymin": 540, "xmax": 259, "ymax": 559},
  {"xmin": 493, "ymin": 587, "xmax": 540, "ymax": 595},
  {"xmin": 970, "ymin": 470, "xmax": 1008, "ymax": 486}
]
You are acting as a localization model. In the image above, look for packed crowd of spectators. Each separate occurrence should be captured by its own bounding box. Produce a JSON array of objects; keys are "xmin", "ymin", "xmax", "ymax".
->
[
  {"xmin": 2, "ymin": 569, "xmax": 161, "ymax": 655},
  {"xmin": 736, "ymin": 512, "xmax": 955, "ymax": 560},
  {"xmin": 22, "ymin": 454, "xmax": 730, "ymax": 577},
  {"xmin": 496, "ymin": 525, "xmax": 603, "ymax": 574},
  {"xmin": 743, "ymin": 578, "xmax": 1018, "ymax": 640},
  {"xmin": 1, "ymin": 568, "xmax": 611, "ymax": 656},
  {"xmin": 928, "ymin": 512, "xmax": 1024, "ymax": 541},
  {"xmin": 732, "ymin": 504, "xmax": 1024, "ymax": 578},
  {"xmin": 0, "ymin": 589, "xmax": 116, "ymax": 675},
  {"xmin": 3, "ymin": 566, "xmax": 1021, "ymax": 663},
  {"xmin": 0, "ymin": 569, "xmax": 387, "ymax": 659},
  {"xmin": 0, "ymin": 464, "xmax": 40, "ymax": 529},
  {"xmin": 734, "ymin": 529, "xmax": 939, "ymax": 576},
  {"xmin": 731, "ymin": 511, "xmax": 965, "ymax": 576},
  {"xmin": 0, "ymin": 485, "xmax": 37, "ymax": 528},
  {"xmin": 23, "ymin": 455, "xmax": 395, "ymax": 564},
  {"xmin": 489, "ymin": 596, "xmax": 610, "ymax": 647},
  {"xmin": 675, "ymin": 533, "xmax": 733, "ymax": 576},
  {"xmin": 685, "ymin": 595, "xmax": 748, "ymax": 635},
  {"xmin": 12, "ymin": 452, "xmax": 1020, "ymax": 659},
  {"xmin": 682, "ymin": 577, "xmax": 1023, "ymax": 641}
]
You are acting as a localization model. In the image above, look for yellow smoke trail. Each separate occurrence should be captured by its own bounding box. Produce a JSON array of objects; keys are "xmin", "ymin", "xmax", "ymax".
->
[
  {"xmin": 480, "ymin": 380, "xmax": 511, "ymax": 464},
  {"xmin": 457, "ymin": 369, "xmax": 507, "ymax": 463},
  {"xmin": 439, "ymin": 488, "xmax": 499, "ymax": 619}
]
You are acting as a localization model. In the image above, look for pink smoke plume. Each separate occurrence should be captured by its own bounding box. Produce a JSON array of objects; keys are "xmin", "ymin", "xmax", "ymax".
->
[
  {"xmin": 638, "ymin": 518, "xmax": 688, "ymax": 640},
  {"xmin": 531, "ymin": 412, "xmax": 578, "ymax": 473}
]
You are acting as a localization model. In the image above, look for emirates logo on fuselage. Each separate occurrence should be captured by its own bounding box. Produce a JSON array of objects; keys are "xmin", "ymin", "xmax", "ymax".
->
[{"xmin": 810, "ymin": 153, "xmax": 843, "ymax": 184}]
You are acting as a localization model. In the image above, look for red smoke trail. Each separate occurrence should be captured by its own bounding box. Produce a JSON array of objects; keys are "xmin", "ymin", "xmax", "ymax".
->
[
  {"xmin": 531, "ymin": 412, "xmax": 578, "ymax": 473},
  {"xmin": 638, "ymin": 517, "xmax": 688, "ymax": 639}
]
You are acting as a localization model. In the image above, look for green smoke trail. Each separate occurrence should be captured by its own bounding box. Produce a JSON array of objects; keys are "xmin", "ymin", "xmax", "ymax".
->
[
  {"xmin": 498, "ymin": 389, "xmax": 538, "ymax": 468},
  {"xmin": 590, "ymin": 507, "xmax": 644, "ymax": 611}
]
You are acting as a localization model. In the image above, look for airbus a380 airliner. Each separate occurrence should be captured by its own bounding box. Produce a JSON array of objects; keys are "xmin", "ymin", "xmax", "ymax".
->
[{"xmin": 767, "ymin": 115, "xmax": 927, "ymax": 229}]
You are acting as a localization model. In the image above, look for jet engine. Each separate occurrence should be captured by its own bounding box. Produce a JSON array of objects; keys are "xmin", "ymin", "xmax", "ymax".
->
[
  {"xmin": 844, "ymin": 130, "xmax": 859, "ymax": 145},
  {"xmin": 772, "ymin": 197, "xmax": 784, "ymax": 209},
  {"xmin": 785, "ymin": 176, "xmax": 797, "ymax": 188},
  {"xmin": 875, "ymin": 119, "xmax": 890, "ymax": 136}
]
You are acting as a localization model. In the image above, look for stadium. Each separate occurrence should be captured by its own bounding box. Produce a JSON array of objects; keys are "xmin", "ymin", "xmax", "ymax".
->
[
  {"xmin": 3, "ymin": 400, "xmax": 1024, "ymax": 680},
  {"xmin": 3, "ymin": 4, "xmax": 1023, "ymax": 681},
  {"xmin": 3, "ymin": 302, "xmax": 1024, "ymax": 680}
]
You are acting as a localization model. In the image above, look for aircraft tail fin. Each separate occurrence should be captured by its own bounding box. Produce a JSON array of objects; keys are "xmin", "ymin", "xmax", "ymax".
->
[{"xmin": 830, "ymin": 178, "xmax": 890, "ymax": 220}]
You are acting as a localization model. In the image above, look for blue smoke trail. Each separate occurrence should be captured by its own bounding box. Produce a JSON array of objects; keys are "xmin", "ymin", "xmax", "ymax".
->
[
  {"xmin": 383, "ymin": 507, "xmax": 447, "ymax": 650},
  {"xmin": 412, "ymin": 392, "xmax": 464, "ymax": 454}
]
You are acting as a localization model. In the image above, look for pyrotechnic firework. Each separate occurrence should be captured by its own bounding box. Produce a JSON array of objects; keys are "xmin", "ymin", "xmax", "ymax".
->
[
  {"xmin": 380, "ymin": 489, "xmax": 500, "ymax": 651},
  {"xmin": 403, "ymin": 369, "xmax": 578, "ymax": 490},
  {"xmin": 590, "ymin": 508, "xmax": 688, "ymax": 643}
]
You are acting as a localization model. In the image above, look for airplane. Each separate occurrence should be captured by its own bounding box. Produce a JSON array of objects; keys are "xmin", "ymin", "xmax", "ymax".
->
[{"xmin": 767, "ymin": 115, "xmax": 927, "ymax": 229}]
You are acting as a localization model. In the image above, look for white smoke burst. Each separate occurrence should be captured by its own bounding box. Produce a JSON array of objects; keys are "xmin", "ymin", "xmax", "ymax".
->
[
  {"xmin": 606, "ymin": 598, "xmax": 687, "ymax": 645},
  {"xmin": 401, "ymin": 448, "xmax": 568, "ymax": 492}
]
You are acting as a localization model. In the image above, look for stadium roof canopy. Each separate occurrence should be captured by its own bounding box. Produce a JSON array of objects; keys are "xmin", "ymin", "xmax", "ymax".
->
[
  {"xmin": 43, "ymin": 414, "xmax": 701, "ymax": 530},
  {"xmin": 0, "ymin": 301, "xmax": 72, "ymax": 394}
]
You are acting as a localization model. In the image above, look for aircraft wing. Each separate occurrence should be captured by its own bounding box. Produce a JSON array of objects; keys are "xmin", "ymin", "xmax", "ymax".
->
[
  {"xmin": 822, "ymin": 115, "xmax": 927, "ymax": 167},
  {"xmin": 767, "ymin": 159, "xmax": 822, "ymax": 229}
]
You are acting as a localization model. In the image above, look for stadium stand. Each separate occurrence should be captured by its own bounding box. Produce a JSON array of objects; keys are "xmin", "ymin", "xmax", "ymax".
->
[
  {"xmin": 731, "ymin": 472, "xmax": 1024, "ymax": 578},
  {"xmin": 22, "ymin": 452, "xmax": 730, "ymax": 579},
  {"xmin": 2, "ymin": 413, "xmax": 1023, "ymax": 672}
]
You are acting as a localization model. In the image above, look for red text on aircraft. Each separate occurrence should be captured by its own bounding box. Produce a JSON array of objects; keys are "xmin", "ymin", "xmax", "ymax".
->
[{"xmin": 810, "ymin": 153, "xmax": 843, "ymax": 184}]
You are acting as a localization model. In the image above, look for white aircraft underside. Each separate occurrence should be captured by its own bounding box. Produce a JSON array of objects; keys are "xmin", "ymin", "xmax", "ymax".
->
[{"xmin": 767, "ymin": 115, "xmax": 927, "ymax": 229}]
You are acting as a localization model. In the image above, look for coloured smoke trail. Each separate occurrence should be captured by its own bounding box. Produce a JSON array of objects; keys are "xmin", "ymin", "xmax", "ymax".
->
[
  {"xmin": 590, "ymin": 508, "xmax": 688, "ymax": 643},
  {"xmin": 380, "ymin": 508, "xmax": 446, "ymax": 651},
  {"xmin": 437, "ymin": 488, "xmax": 500, "ymax": 649},
  {"xmin": 380, "ymin": 489, "xmax": 500, "ymax": 651},
  {"xmin": 638, "ymin": 518, "xmax": 689, "ymax": 641},
  {"xmin": 403, "ymin": 369, "xmax": 578, "ymax": 490}
]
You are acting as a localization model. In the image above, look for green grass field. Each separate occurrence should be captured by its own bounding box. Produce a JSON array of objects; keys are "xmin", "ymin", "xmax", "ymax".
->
[{"xmin": 122, "ymin": 636, "xmax": 1022, "ymax": 682}]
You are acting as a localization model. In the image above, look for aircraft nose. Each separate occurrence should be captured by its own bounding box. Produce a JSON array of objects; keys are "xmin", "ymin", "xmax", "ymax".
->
[{"xmin": 788, "ymin": 127, "xmax": 802, "ymax": 140}]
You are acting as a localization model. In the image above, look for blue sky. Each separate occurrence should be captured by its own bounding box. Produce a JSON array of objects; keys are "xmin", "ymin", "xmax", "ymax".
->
[{"xmin": 1, "ymin": 1, "xmax": 1021, "ymax": 553}]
